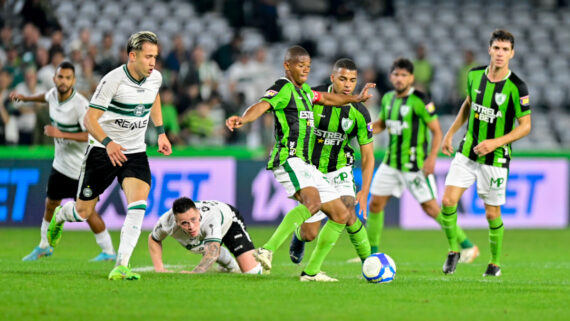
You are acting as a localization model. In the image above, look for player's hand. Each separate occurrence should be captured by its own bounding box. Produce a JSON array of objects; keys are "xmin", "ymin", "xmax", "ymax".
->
[
  {"xmin": 225, "ymin": 115, "xmax": 244, "ymax": 132},
  {"xmin": 157, "ymin": 133, "xmax": 172, "ymax": 156},
  {"xmin": 355, "ymin": 83, "xmax": 376, "ymax": 102},
  {"xmin": 441, "ymin": 135, "xmax": 454, "ymax": 156},
  {"xmin": 179, "ymin": 270, "xmax": 195, "ymax": 274},
  {"xmin": 473, "ymin": 139, "xmax": 498, "ymax": 157},
  {"xmin": 356, "ymin": 190, "xmax": 368, "ymax": 220},
  {"xmin": 423, "ymin": 156, "xmax": 436, "ymax": 176},
  {"xmin": 106, "ymin": 141, "xmax": 127, "ymax": 167},
  {"xmin": 9, "ymin": 92, "xmax": 24, "ymax": 102},
  {"xmin": 43, "ymin": 125, "xmax": 63, "ymax": 138}
]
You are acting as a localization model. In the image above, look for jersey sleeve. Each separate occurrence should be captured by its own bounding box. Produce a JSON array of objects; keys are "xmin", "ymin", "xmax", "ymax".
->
[
  {"xmin": 76, "ymin": 95, "xmax": 89, "ymax": 131},
  {"xmin": 259, "ymin": 79, "xmax": 291, "ymax": 111},
  {"xmin": 378, "ymin": 94, "xmax": 390, "ymax": 121},
  {"xmin": 89, "ymin": 73, "xmax": 120, "ymax": 111},
  {"xmin": 150, "ymin": 213, "xmax": 170, "ymax": 243},
  {"xmin": 412, "ymin": 91, "xmax": 437, "ymax": 123},
  {"xmin": 202, "ymin": 214, "xmax": 223, "ymax": 244},
  {"xmin": 353, "ymin": 103, "xmax": 373, "ymax": 145},
  {"xmin": 44, "ymin": 88, "xmax": 54, "ymax": 102},
  {"xmin": 514, "ymin": 81, "xmax": 531, "ymax": 118}
]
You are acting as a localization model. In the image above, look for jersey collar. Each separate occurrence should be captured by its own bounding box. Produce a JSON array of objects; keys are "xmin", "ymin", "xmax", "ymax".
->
[
  {"xmin": 485, "ymin": 66, "xmax": 511, "ymax": 82},
  {"xmin": 123, "ymin": 64, "xmax": 147, "ymax": 86},
  {"xmin": 58, "ymin": 88, "xmax": 76, "ymax": 105}
]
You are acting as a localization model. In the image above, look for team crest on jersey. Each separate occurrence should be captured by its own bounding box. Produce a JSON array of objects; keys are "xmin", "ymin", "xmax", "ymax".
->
[
  {"xmin": 400, "ymin": 105, "xmax": 410, "ymax": 117},
  {"xmin": 82, "ymin": 187, "xmax": 93, "ymax": 198},
  {"xmin": 134, "ymin": 104, "xmax": 145, "ymax": 116},
  {"xmin": 341, "ymin": 118, "xmax": 354, "ymax": 131},
  {"xmin": 495, "ymin": 93, "xmax": 507, "ymax": 106}
]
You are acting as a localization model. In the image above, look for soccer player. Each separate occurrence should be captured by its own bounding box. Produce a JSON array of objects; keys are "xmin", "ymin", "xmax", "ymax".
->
[
  {"xmin": 148, "ymin": 197, "xmax": 263, "ymax": 274},
  {"xmin": 440, "ymin": 29, "xmax": 531, "ymax": 277},
  {"xmin": 48, "ymin": 31, "xmax": 172, "ymax": 280},
  {"xmin": 367, "ymin": 58, "xmax": 478, "ymax": 262},
  {"xmin": 10, "ymin": 62, "xmax": 116, "ymax": 262},
  {"xmin": 288, "ymin": 58, "xmax": 373, "ymax": 264},
  {"xmin": 226, "ymin": 45, "xmax": 375, "ymax": 282}
]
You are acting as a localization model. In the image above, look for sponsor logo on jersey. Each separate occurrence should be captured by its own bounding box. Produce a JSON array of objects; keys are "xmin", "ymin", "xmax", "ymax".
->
[
  {"xmin": 400, "ymin": 105, "xmax": 410, "ymax": 117},
  {"xmin": 314, "ymin": 128, "xmax": 347, "ymax": 146},
  {"xmin": 520, "ymin": 95, "xmax": 530, "ymax": 106},
  {"xmin": 494, "ymin": 93, "xmax": 507, "ymax": 106},
  {"xmin": 471, "ymin": 103, "xmax": 503, "ymax": 123},
  {"xmin": 299, "ymin": 110, "xmax": 314, "ymax": 127},
  {"xmin": 425, "ymin": 102, "xmax": 435, "ymax": 113},
  {"xmin": 114, "ymin": 119, "xmax": 149, "ymax": 130},
  {"xmin": 263, "ymin": 90, "xmax": 278, "ymax": 98},
  {"xmin": 341, "ymin": 118, "xmax": 354, "ymax": 131},
  {"xmin": 385, "ymin": 119, "xmax": 409, "ymax": 135},
  {"xmin": 367, "ymin": 122, "xmax": 373, "ymax": 132}
]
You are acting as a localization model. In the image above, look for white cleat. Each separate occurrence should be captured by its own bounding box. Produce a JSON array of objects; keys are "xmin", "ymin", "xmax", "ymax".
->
[
  {"xmin": 459, "ymin": 245, "xmax": 480, "ymax": 263},
  {"xmin": 300, "ymin": 271, "xmax": 338, "ymax": 282},
  {"xmin": 253, "ymin": 248, "xmax": 273, "ymax": 273}
]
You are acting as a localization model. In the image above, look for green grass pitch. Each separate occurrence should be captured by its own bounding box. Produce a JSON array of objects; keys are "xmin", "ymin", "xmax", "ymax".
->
[{"xmin": 0, "ymin": 227, "xmax": 568, "ymax": 321}]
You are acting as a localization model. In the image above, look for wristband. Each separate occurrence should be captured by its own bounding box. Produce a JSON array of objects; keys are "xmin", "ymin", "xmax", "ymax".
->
[
  {"xmin": 102, "ymin": 137, "xmax": 112, "ymax": 146},
  {"xmin": 156, "ymin": 125, "xmax": 165, "ymax": 135}
]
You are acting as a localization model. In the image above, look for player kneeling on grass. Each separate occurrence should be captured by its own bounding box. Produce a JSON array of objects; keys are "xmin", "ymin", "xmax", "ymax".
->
[{"xmin": 148, "ymin": 197, "xmax": 263, "ymax": 274}]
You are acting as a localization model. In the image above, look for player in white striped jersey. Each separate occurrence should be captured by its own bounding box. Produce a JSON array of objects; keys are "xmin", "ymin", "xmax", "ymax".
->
[
  {"xmin": 10, "ymin": 62, "xmax": 116, "ymax": 262},
  {"xmin": 149, "ymin": 197, "xmax": 262, "ymax": 274},
  {"xmin": 49, "ymin": 31, "xmax": 172, "ymax": 280}
]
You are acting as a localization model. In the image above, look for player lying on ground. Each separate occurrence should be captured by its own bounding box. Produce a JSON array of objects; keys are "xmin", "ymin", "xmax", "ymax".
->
[{"xmin": 148, "ymin": 197, "xmax": 263, "ymax": 274}]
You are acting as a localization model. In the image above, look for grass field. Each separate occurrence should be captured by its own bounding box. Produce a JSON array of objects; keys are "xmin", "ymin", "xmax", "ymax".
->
[{"xmin": 1, "ymin": 227, "xmax": 568, "ymax": 321}]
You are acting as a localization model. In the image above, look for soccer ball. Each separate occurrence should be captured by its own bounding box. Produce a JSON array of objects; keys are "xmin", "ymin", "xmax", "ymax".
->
[{"xmin": 362, "ymin": 253, "xmax": 397, "ymax": 283}]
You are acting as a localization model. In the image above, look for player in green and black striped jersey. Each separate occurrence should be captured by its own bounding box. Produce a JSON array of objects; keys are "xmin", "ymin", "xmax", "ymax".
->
[
  {"xmin": 367, "ymin": 58, "xmax": 477, "ymax": 261},
  {"xmin": 288, "ymin": 58, "xmax": 374, "ymax": 265},
  {"xmin": 226, "ymin": 46, "xmax": 376, "ymax": 281},
  {"xmin": 440, "ymin": 29, "xmax": 532, "ymax": 277}
]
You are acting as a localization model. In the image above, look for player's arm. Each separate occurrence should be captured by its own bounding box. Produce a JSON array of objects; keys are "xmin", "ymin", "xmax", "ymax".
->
[
  {"xmin": 84, "ymin": 107, "xmax": 127, "ymax": 167},
  {"xmin": 9, "ymin": 92, "xmax": 46, "ymax": 103},
  {"xmin": 43, "ymin": 125, "xmax": 88, "ymax": 142},
  {"xmin": 186, "ymin": 242, "xmax": 221, "ymax": 274},
  {"xmin": 356, "ymin": 142, "xmax": 374, "ymax": 219},
  {"xmin": 317, "ymin": 83, "xmax": 376, "ymax": 106},
  {"xmin": 226, "ymin": 101, "xmax": 272, "ymax": 132},
  {"xmin": 148, "ymin": 234, "xmax": 173, "ymax": 273},
  {"xmin": 442, "ymin": 96, "xmax": 471, "ymax": 156},
  {"xmin": 149, "ymin": 94, "xmax": 172, "ymax": 156},
  {"xmin": 473, "ymin": 114, "xmax": 531, "ymax": 157},
  {"xmin": 370, "ymin": 119, "xmax": 386, "ymax": 135},
  {"xmin": 423, "ymin": 118, "xmax": 443, "ymax": 175}
]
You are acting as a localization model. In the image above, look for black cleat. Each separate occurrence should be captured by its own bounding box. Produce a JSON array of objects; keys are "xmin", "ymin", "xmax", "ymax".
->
[
  {"xmin": 289, "ymin": 233, "xmax": 305, "ymax": 264},
  {"xmin": 442, "ymin": 251, "xmax": 461, "ymax": 274},
  {"xmin": 483, "ymin": 264, "xmax": 502, "ymax": 277}
]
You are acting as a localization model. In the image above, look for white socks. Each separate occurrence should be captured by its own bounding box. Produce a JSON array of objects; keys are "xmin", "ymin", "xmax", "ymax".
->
[
  {"xmin": 217, "ymin": 246, "xmax": 240, "ymax": 271},
  {"xmin": 55, "ymin": 201, "xmax": 86, "ymax": 224},
  {"xmin": 244, "ymin": 263, "xmax": 263, "ymax": 274},
  {"xmin": 94, "ymin": 229, "xmax": 115, "ymax": 254},
  {"xmin": 39, "ymin": 219, "xmax": 50, "ymax": 248},
  {"xmin": 116, "ymin": 200, "xmax": 146, "ymax": 266}
]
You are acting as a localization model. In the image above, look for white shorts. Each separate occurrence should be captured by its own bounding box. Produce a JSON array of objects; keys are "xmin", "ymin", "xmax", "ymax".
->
[
  {"xmin": 370, "ymin": 163, "xmax": 437, "ymax": 204},
  {"xmin": 272, "ymin": 157, "xmax": 340, "ymax": 204},
  {"xmin": 305, "ymin": 166, "xmax": 356, "ymax": 223},
  {"xmin": 445, "ymin": 153, "xmax": 508, "ymax": 206}
]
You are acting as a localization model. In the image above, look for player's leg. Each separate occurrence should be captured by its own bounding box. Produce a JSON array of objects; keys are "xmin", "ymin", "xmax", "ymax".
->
[
  {"xmin": 216, "ymin": 246, "xmax": 240, "ymax": 273},
  {"xmin": 289, "ymin": 220, "xmax": 321, "ymax": 264},
  {"xmin": 221, "ymin": 210, "xmax": 262, "ymax": 274},
  {"xmin": 22, "ymin": 197, "xmax": 60, "ymax": 261},
  {"xmin": 343, "ymin": 196, "xmax": 371, "ymax": 262},
  {"xmin": 86, "ymin": 211, "xmax": 116, "ymax": 262},
  {"xmin": 483, "ymin": 204, "xmax": 503, "ymax": 276},
  {"xmin": 368, "ymin": 195, "xmax": 389, "ymax": 253}
]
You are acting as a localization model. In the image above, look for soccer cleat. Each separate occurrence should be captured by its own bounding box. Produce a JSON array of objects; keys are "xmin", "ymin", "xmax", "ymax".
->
[
  {"xmin": 300, "ymin": 271, "xmax": 338, "ymax": 282},
  {"xmin": 90, "ymin": 252, "xmax": 117, "ymax": 262},
  {"xmin": 442, "ymin": 251, "xmax": 461, "ymax": 274},
  {"xmin": 459, "ymin": 245, "xmax": 480, "ymax": 263},
  {"xmin": 253, "ymin": 248, "xmax": 273, "ymax": 272},
  {"xmin": 22, "ymin": 246, "xmax": 54, "ymax": 261},
  {"xmin": 108, "ymin": 265, "xmax": 141, "ymax": 280},
  {"xmin": 483, "ymin": 264, "xmax": 502, "ymax": 277},
  {"xmin": 346, "ymin": 257, "xmax": 362, "ymax": 263},
  {"xmin": 289, "ymin": 234, "xmax": 305, "ymax": 264},
  {"xmin": 47, "ymin": 206, "xmax": 64, "ymax": 247}
]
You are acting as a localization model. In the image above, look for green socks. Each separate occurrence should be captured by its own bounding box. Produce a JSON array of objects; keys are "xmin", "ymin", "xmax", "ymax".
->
[
  {"xmin": 441, "ymin": 205, "xmax": 460, "ymax": 252},
  {"xmin": 346, "ymin": 219, "xmax": 371, "ymax": 260},
  {"xmin": 366, "ymin": 211, "xmax": 384, "ymax": 253},
  {"xmin": 435, "ymin": 213, "xmax": 474, "ymax": 249},
  {"xmin": 263, "ymin": 204, "xmax": 311, "ymax": 252},
  {"xmin": 488, "ymin": 217, "xmax": 504, "ymax": 266},
  {"xmin": 303, "ymin": 220, "xmax": 346, "ymax": 275}
]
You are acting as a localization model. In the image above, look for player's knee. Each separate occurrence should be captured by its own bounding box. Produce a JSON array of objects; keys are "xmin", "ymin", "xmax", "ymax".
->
[
  {"xmin": 304, "ymin": 199, "xmax": 322, "ymax": 214},
  {"xmin": 301, "ymin": 227, "xmax": 318, "ymax": 242},
  {"xmin": 441, "ymin": 195, "xmax": 457, "ymax": 208},
  {"xmin": 369, "ymin": 198, "xmax": 382, "ymax": 213}
]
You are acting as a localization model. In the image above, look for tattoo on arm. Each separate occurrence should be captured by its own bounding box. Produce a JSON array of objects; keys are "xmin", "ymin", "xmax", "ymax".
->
[{"xmin": 192, "ymin": 242, "xmax": 220, "ymax": 273}]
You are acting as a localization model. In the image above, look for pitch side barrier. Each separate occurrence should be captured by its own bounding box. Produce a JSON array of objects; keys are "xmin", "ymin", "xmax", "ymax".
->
[{"xmin": 0, "ymin": 146, "xmax": 568, "ymax": 229}]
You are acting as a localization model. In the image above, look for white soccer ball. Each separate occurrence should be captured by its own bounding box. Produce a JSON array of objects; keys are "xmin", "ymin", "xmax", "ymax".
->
[{"xmin": 362, "ymin": 253, "xmax": 397, "ymax": 283}]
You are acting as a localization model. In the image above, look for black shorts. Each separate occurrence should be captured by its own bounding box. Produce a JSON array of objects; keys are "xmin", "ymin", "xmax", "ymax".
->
[
  {"xmin": 46, "ymin": 167, "xmax": 79, "ymax": 200},
  {"xmin": 222, "ymin": 205, "xmax": 255, "ymax": 257},
  {"xmin": 77, "ymin": 146, "xmax": 151, "ymax": 201}
]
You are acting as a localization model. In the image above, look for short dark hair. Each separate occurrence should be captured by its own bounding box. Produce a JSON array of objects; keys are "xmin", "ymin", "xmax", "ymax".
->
[
  {"xmin": 489, "ymin": 29, "xmax": 515, "ymax": 49},
  {"xmin": 57, "ymin": 61, "xmax": 75, "ymax": 74},
  {"xmin": 333, "ymin": 58, "xmax": 357, "ymax": 71},
  {"xmin": 172, "ymin": 197, "xmax": 197, "ymax": 215},
  {"xmin": 284, "ymin": 45, "xmax": 309, "ymax": 62},
  {"xmin": 127, "ymin": 31, "xmax": 158, "ymax": 53},
  {"xmin": 390, "ymin": 57, "xmax": 414, "ymax": 74}
]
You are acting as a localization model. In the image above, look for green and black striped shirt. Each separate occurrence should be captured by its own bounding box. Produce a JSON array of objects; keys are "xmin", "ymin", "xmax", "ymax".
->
[
  {"xmin": 380, "ymin": 88, "xmax": 437, "ymax": 172},
  {"xmin": 311, "ymin": 84, "xmax": 373, "ymax": 173},
  {"xmin": 260, "ymin": 78, "xmax": 316, "ymax": 170},
  {"xmin": 458, "ymin": 65, "xmax": 531, "ymax": 168}
]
